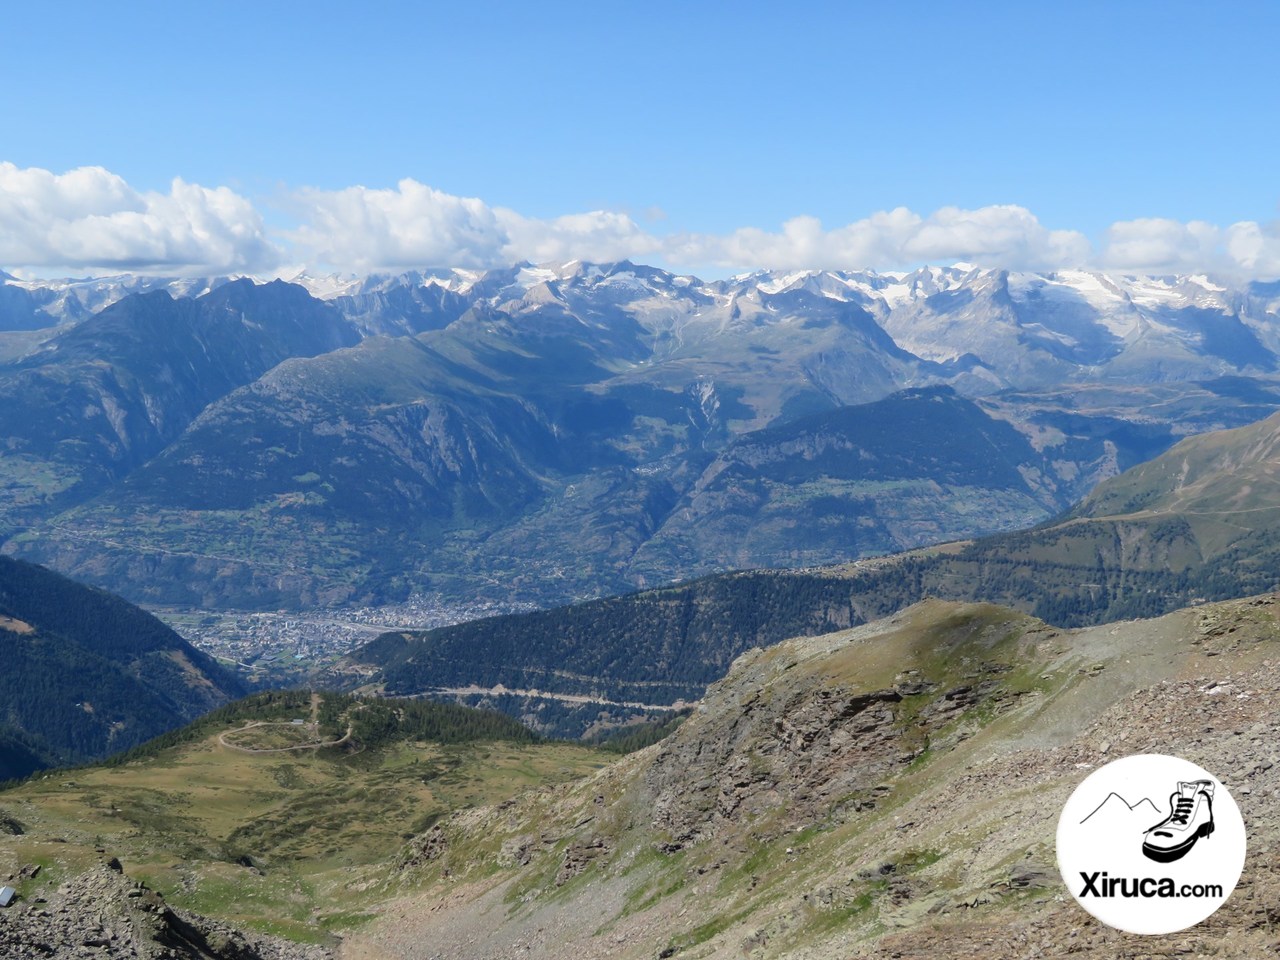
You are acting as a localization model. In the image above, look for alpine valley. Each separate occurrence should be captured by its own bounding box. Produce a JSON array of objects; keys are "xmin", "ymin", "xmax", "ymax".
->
[{"xmin": 7, "ymin": 261, "xmax": 1280, "ymax": 958}]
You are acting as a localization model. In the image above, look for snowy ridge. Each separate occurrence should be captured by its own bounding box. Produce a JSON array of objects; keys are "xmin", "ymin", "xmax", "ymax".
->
[{"xmin": 6, "ymin": 261, "xmax": 1280, "ymax": 388}]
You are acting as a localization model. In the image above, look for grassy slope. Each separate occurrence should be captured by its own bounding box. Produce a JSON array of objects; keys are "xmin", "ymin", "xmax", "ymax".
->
[{"xmin": 0, "ymin": 693, "xmax": 610, "ymax": 944}]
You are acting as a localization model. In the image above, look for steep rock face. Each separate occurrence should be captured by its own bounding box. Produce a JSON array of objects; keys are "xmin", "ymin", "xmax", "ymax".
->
[
  {"xmin": 642, "ymin": 601, "xmax": 1026, "ymax": 848},
  {"xmin": 332, "ymin": 278, "xmax": 473, "ymax": 337},
  {"xmin": 647, "ymin": 680, "xmax": 906, "ymax": 847}
]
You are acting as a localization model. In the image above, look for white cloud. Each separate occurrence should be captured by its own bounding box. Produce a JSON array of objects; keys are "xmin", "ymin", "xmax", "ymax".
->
[
  {"xmin": 497, "ymin": 208, "xmax": 662, "ymax": 265},
  {"xmin": 287, "ymin": 179, "xmax": 509, "ymax": 272},
  {"xmin": 667, "ymin": 205, "xmax": 1090, "ymax": 274},
  {"xmin": 1223, "ymin": 220, "xmax": 1280, "ymax": 278},
  {"xmin": 2, "ymin": 163, "xmax": 1278, "ymax": 281},
  {"xmin": 0, "ymin": 162, "xmax": 279, "ymax": 274},
  {"xmin": 1098, "ymin": 217, "xmax": 1222, "ymax": 273},
  {"xmin": 285, "ymin": 185, "xmax": 1095, "ymax": 276},
  {"xmin": 285, "ymin": 178, "xmax": 661, "ymax": 271},
  {"xmin": 903, "ymin": 205, "xmax": 1091, "ymax": 271},
  {"xmin": 1095, "ymin": 217, "xmax": 1280, "ymax": 280}
]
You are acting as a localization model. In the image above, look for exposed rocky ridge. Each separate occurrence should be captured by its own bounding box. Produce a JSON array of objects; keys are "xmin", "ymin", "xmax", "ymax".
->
[
  {"xmin": 341, "ymin": 594, "xmax": 1280, "ymax": 959},
  {"xmin": 0, "ymin": 862, "xmax": 331, "ymax": 959}
]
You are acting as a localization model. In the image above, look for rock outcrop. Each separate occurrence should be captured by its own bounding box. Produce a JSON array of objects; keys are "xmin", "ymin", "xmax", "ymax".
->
[{"xmin": 0, "ymin": 862, "xmax": 332, "ymax": 960}]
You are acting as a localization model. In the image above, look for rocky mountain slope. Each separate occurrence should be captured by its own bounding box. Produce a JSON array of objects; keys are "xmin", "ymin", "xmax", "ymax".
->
[
  {"xmin": 623, "ymin": 386, "xmax": 1060, "ymax": 581},
  {"xmin": 339, "ymin": 401, "xmax": 1280, "ymax": 740},
  {"xmin": 6, "ymin": 594, "xmax": 1280, "ymax": 957},
  {"xmin": 0, "ymin": 862, "xmax": 330, "ymax": 960},
  {"xmin": 341, "ymin": 593, "xmax": 1280, "ymax": 960},
  {"xmin": 0, "ymin": 279, "xmax": 357, "ymax": 541}
]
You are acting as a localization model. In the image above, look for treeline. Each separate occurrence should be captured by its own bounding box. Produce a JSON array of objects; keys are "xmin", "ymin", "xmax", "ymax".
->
[
  {"xmin": 98, "ymin": 690, "xmax": 539, "ymax": 772},
  {"xmin": 591, "ymin": 713, "xmax": 689, "ymax": 754},
  {"xmin": 323, "ymin": 694, "xmax": 539, "ymax": 748},
  {"xmin": 99, "ymin": 689, "xmax": 315, "ymax": 767}
]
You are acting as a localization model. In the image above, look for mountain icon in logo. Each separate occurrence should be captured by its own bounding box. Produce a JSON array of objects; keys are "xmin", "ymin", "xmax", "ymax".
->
[
  {"xmin": 1080, "ymin": 792, "xmax": 1161, "ymax": 827},
  {"xmin": 1078, "ymin": 782, "xmax": 1217, "ymax": 864}
]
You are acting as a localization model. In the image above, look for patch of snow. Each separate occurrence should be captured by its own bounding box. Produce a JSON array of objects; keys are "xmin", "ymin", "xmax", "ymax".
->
[
  {"xmin": 287, "ymin": 272, "xmax": 362, "ymax": 299},
  {"xmin": 756, "ymin": 270, "xmax": 817, "ymax": 294},
  {"xmin": 515, "ymin": 265, "xmax": 560, "ymax": 288}
]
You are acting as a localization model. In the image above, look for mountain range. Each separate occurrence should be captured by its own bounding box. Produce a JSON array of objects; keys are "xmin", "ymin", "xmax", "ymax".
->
[
  {"xmin": 5, "ymin": 250, "xmax": 1280, "ymax": 953},
  {"xmin": 4, "ymin": 262, "xmax": 1280, "ymax": 614}
]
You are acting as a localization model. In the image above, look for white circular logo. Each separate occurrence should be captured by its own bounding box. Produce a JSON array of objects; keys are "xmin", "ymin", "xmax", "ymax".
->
[{"xmin": 1056, "ymin": 754, "xmax": 1245, "ymax": 934}]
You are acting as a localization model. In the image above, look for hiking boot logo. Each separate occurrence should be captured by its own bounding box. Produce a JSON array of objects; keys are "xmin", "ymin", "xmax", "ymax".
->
[
  {"xmin": 1142, "ymin": 780, "xmax": 1215, "ymax": 863},
  {"xmin": 1057, "ymin": 754, "xmax": 1246, "ymax": 935}
]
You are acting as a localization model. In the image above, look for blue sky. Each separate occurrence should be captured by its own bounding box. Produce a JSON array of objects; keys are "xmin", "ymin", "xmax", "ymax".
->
[{"xmin": 2, "ymin": 0, "xmax": 1278, "ymax": 277}]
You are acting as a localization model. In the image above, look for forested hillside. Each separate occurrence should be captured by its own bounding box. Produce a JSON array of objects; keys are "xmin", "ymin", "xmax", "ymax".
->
[{"xmin": 0, "ymin": 557, "xmax": 247, "ymax": 778}]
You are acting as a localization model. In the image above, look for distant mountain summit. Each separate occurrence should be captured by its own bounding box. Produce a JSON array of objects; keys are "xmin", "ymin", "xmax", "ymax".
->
[
  {"xmin": 13, "ymin": 261, "xmax": 1279, "ymax": 388},
  {"xmin": 296, "ymin": 260, "xmax": 1280, "ymax": 389}
]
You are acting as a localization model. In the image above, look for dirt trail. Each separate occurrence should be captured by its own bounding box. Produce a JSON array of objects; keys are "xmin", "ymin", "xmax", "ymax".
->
[{"xmin": 217, "ymin": 720, "xmax": 353, "ymax": 754}]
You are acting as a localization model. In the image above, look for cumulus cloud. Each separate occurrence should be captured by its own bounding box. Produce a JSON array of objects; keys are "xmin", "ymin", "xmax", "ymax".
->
[
  {"xmin": 498, "ymin": 209, "xmax": 663, "ymax": 266},
  {"xmin": 1094, "ymin": 216, "xmax": 1280, "ymax": 279},
  {"xmin": 1098, "ymin": 218, "xmax": 1222, "ymax": 273},
  {"xmin": 3, "ymin": 163, "xmax": 1279, "ymax": 281},
  {"xmin": 669, "ymin": 205, "xmax": 1091, "ymax": 273},
  {"xmin": 0, "ymin": 162, "xmax": 279, "ymax": 274},
  {"xmin": 285, "ymin": 178, "xmax": 661, "ymax": 271},
  {"xmin": 287, "ymin": 179, "xmax": 509, "ymax": 272},
  {"xmin": 1224, "ymin": 220, "xmax": 1280, "ymax": 277},
  {"xmin": 279, "ymin": 185, "xmax": 1280, "ymax": 278},
  {"xmin": 904, "ymin": 206, "xmax": 1091, "ymax": 270}
]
